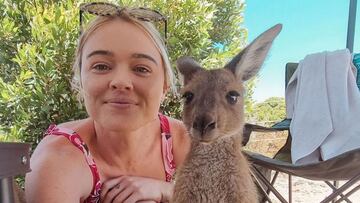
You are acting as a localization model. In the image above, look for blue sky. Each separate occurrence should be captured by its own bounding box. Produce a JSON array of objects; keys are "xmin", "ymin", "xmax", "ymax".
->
[{"xmin": 244, "ymin": 0, "xmax": 360, "ymax": 102}]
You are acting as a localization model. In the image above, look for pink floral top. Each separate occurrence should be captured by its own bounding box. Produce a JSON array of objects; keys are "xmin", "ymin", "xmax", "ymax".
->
[{"xmin": 45, "ymin": 114, "xmax": 176, "ymax": 203}]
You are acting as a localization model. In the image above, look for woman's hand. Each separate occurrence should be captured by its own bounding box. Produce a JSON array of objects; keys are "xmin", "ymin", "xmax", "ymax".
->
[{"xmin": 100, "ymin": 176, "xmax": 174, "ymax": 203}]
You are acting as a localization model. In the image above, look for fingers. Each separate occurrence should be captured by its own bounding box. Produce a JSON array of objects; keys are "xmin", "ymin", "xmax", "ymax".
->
[
  {"xmin": 100, "ymin": 176, "xmax": 164, "ymax": 203},
  {"xmin": 114, "ymin": 179, "xmax": 145, "ymax": 203},
  {"xmin": 100, "ymin": 177, "xmax": 122, "ymax": 198},
  {"xmin": 100, "ymin": 177, "xmax": 125, "ymax": 203},
  {"xmin": 112, "ymin": 187, "xmax": 133, "ymax": 203},
  {"xmin": 101, "ymin": 176, "xmax": 139, "ymax": 203}
]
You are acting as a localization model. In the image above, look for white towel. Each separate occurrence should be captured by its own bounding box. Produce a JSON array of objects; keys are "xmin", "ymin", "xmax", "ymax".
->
[{"xmin": 286, "ymin": 49, "xmax": 360, "ymax": 164}]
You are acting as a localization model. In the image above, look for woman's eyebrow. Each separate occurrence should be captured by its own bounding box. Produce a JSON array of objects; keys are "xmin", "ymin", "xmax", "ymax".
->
[
  {"xmin": 132, "ymin": 53, "xmax": 158, "ymax": 65},
  {"xmin": 87, "ymin": 50, "xmax": 114, "ymax": 58}
]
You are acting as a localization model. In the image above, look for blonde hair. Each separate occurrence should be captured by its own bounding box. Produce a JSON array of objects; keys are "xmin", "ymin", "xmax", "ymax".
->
[{"xmin": 72, "ymin": 11, "xmax": 175, "ymax": 102}]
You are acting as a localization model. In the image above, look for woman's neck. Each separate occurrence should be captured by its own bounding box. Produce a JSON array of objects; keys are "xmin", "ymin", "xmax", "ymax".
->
[{"xmin": 89, "ymin": 118, "xmax": 161, "ymax": 171}]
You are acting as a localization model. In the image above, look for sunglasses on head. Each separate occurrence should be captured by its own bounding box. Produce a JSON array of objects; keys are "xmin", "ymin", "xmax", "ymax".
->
[{"xmin": 79, "ymin": 2, "xmax": 168, "ymax": 39}]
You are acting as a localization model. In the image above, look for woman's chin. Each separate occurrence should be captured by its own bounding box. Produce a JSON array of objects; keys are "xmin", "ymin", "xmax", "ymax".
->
[{"xmin": 98, "ymin": 116, "xmax": 150, "ymax": 132}]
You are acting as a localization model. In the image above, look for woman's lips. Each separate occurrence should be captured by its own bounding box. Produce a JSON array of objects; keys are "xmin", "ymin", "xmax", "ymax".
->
[{"xmin": 105, "ymin": 98, "xmax": 138, "ymax": 108}]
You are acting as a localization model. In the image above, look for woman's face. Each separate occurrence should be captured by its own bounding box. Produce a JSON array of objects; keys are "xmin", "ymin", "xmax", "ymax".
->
[{"xmin": 81, "ymin": 18, "xmax": 166, "ymax": 132}]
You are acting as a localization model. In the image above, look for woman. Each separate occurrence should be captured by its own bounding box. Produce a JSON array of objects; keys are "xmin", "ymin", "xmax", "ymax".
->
[{"xmin": 25, "ymin": 2, "xmax": 190, "ymax": 203}]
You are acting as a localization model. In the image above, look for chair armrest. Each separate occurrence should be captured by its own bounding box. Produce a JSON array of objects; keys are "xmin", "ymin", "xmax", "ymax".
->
[
  {"xmin": 0, "ymin": 142, "xmax": 31, "ymax": 203},
  {"xmin": 0, "ymin": 142, "xmax": 31, "ymax": 179},
  {"xmin": 242, "ymin": 119, "xmax": 291, "ymax": 146},
  {"xmin": 271, "ymin": 118, "xmax": 291, "ymax": 130}
]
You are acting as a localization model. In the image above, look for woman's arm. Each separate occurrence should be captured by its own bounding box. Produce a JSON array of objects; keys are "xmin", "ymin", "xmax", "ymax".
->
[
  {"xmin": 100, "ymin": 175, "xmax": 173, "ymax": 203},
  {"xmin": 168, "ymin": 117, "xmax": 191, "ymax": 166},
  {"xmin": 25, "ymin": 137, "xmax": 93, "ymax": 203}
]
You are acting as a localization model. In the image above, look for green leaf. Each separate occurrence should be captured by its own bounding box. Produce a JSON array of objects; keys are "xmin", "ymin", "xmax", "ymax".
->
[
  {"xmin": 1, "ymin": 90, "xmax": 10, "ymax": 101},
  {"xmin": 0, "ymin": 0, "xmax": 250, "ymax": 153}
]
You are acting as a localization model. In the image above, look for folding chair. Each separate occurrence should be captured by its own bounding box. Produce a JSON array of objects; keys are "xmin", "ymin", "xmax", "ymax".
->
[
  {"xmin": 0, "ymin": 142, "xmax": 31, "ymax": 203},
  {"xmin": 243, "ymin": 62, "xmax": 360, "ymax": 203}
]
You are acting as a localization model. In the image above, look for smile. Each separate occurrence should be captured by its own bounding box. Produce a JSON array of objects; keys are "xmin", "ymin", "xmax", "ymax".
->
[{"xmin": 105, "ymin": 98, "xmax": 138, "ymax": 108}]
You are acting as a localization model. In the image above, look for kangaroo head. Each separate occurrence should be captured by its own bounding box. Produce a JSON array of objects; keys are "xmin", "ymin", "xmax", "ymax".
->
[{"xmin": 177, "ymin": 24, "xmax": 282, "ymax": 143}]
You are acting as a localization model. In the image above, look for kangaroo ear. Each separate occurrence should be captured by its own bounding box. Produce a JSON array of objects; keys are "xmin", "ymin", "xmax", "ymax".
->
[
  {"xmin": 225, "ymin": 24, "xmax": 282, "ymax": 81},
  {"xmin": 176, "ymin": 56, "xmax": 202, "ymax": 85}
]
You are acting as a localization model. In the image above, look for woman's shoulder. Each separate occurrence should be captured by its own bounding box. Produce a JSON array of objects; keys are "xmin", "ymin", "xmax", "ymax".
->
[
  {"xmin": 30, "ymin": 123, "xmax": 94, "ymax": 180},
  {"xmin": 165, "ymin": 116, "xmax": 190, "ymax": 166},
  {"xmin": 25, "ymin": 121, "xmax": 94, "ymax": 202},
  {"xmin": 55, "ymin": 118, "xmax": 95, "ymax": 143},
  {"xmin": 57, "ymin": 118, "xmax": 92, "ymax": 132},
  {"xmin": 37, "ymin": 118, "xmax": 93, "ymax": 160},
  {"xmin": 33, "ymin": 118, "xmax": 95, "ymax": 175},
  {"xmin": 34, "ymin": 125, "xmax": 87, "ymax": 161}
]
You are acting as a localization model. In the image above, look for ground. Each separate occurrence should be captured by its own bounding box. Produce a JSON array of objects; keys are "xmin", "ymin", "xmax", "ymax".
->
[{"xmin": 245, "ymin": 131, "xmax": 360, "ymax": 203}]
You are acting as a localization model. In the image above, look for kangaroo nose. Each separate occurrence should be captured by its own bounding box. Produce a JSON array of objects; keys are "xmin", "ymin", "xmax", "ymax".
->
[{"xmin": 193, "ymin": 116, "xmax": 216, "ymax": 134}]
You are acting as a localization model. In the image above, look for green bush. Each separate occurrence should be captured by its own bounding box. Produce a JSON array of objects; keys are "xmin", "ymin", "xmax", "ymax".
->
[
  {"xmin": 251, "ymin": 97, "xmax": 286, "ymax": 125},
  {"xmin": 0, "ymin": 1, "xmax": 86, "ymax": 145},
  {"xmin": 0, "ymin": 0, "xmax": 250, "ymax": 149}
]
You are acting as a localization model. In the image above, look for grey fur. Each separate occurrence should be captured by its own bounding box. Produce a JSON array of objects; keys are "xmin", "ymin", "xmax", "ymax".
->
[{"xmin": 172, "ymin": 24, "xmax": 282, "ymax": 203}]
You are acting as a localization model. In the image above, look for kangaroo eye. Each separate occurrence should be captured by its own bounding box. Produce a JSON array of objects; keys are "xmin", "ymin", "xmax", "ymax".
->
[
  {"xmin": 182, "ymin": 91, "xmax": 194, "ymax": 104},
  {"xmin": 226, "ymin": 91, "xmax": 240, "ymax": 104}
]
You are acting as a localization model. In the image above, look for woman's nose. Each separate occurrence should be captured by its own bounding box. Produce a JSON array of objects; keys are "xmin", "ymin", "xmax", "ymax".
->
[{"xmin": 109, "ymin": 67, "xmax": 133, "ymax": 91}]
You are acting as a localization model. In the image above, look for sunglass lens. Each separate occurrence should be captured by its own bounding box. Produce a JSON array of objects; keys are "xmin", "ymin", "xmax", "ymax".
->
[
  {"xmin": 83, "ymin": 3, "xmax": 119, "ymax": 16},
  {"xmin": 130, "ymin": 8, "xmax": 164, "ymax": 21}
]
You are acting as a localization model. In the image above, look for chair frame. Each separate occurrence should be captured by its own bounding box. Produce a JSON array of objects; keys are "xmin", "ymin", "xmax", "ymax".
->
[
  {"xmin": 0, "ymin": 142, "xmax": 31, "ymax": 203},
  {"xmin": 244, "ymin": 63, "xmax": 360, "ymax": 203}
]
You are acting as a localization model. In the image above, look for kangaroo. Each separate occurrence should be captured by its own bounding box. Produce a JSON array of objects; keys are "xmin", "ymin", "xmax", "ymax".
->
[{"xmin": 172, "ymin": 24, "xmax": 282, "ymax": 203}]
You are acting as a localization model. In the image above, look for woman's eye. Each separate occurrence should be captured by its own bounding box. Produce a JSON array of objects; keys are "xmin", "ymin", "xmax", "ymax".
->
[
  {"xmin": 92, "ymin": 64, "xmax": 110, "ymax": 72},
  {"xmin": 226, "ymin": 91, "xmax": 240, "ymax": 105},
  {"xmin": 134, "ymin": 66, "xmax": 151, "ymax": 74}
]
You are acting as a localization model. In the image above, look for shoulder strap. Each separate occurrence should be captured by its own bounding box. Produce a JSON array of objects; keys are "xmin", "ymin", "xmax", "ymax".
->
[
  {"xmin": 45, "ymin": 124, "xmax": 101, "ymax": 202},
  {"xmin": 158, "ymin": 114, "xmax": 176, "ymax": 182}
]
